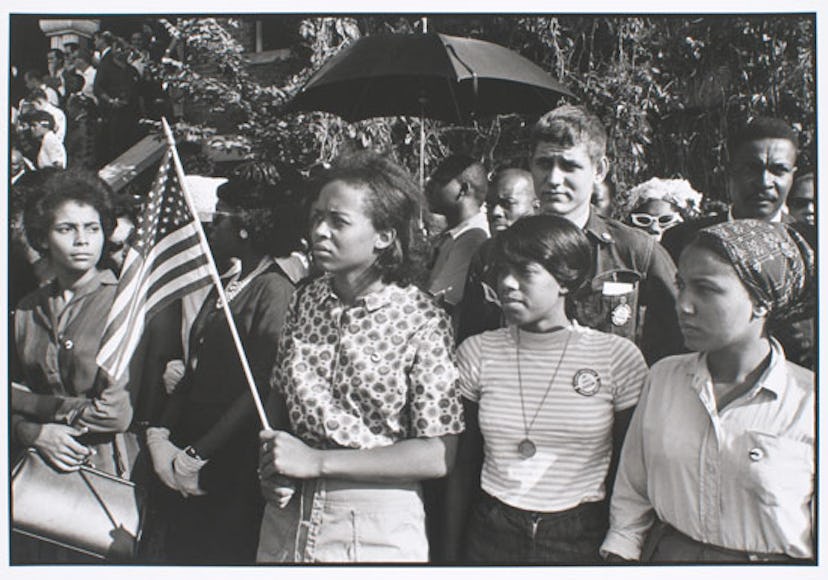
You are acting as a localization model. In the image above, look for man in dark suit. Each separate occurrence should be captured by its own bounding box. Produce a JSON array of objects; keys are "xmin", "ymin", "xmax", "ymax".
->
[
  {"xmin": 93, "ymin": 32, "xmax": 141, "ymax": 165},
  {"xmin": 661, "ymin": 117, "xmax": 815, "ymax": 368}
]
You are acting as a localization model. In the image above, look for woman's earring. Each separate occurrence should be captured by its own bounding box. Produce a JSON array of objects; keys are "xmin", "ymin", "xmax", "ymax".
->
[
  {"xmin": 752, "ymin": 304, "xmax": 768, "ymax": 319},
  {"xmin": 239, "ymin": 229, "xmax": 249, "ymax": 240}
]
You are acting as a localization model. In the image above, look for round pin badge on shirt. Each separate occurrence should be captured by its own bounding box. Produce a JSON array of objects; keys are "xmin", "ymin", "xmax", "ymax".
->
[
  {"xmin": 611, "ymin": 303, "xmax": 632, "ymax": 326},
  {"xmin": 573, "ymin": 369, "xmax": 601, "ymax": 396}
]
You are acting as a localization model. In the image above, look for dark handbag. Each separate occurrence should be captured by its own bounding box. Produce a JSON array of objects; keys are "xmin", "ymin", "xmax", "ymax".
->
[{"xmin": 11, "ymin": 448, "xmax": 146, "ymax": 561}]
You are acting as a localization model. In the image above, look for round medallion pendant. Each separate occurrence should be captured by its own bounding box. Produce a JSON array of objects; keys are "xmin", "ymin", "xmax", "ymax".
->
[{"xmin": 518, "ymin": 439, "xmax": 536, "ymax": 458}]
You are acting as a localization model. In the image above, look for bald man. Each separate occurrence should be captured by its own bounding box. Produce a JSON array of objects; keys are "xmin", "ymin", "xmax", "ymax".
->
[
  {"xmin": 456, "ymin": 168, "xmax": 539, "ymax": 343},
  {"xmin": 487, "ymin": 168, "xmax": 539, "ymax": 232}
]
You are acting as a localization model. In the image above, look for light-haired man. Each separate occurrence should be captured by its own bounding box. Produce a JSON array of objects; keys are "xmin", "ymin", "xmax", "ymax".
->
[{"xmin": 464, "ymin": 105, "xmax": 683, "ymax": 362}]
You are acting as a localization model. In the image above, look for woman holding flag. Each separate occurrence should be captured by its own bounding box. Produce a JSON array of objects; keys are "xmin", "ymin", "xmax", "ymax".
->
[
  {"xmin": 145, "ymin": 161, "xmax": 309, "ymax": 564},
  {"xmin": 11, "ymin": 169, "xmax": 136, "ymax": 562},
  {"xmin": 256, "ymin": 152, "xmax": 464, "ymax": 562}
]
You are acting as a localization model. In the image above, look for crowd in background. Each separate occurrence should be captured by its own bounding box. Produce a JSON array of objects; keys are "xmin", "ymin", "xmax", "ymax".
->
[
  {"xmin": 8, "ymin": 89, "xmax": 817, "ymax": 564},
  {"xmin": 10, "ymin": 28, "xmax": 173, "ymax": 176}
]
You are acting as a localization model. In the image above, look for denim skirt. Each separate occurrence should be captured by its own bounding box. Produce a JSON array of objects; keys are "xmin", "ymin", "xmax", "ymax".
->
[{"xmin": 257, "ymin": 478, "xmax": 428, "ymax": 563}]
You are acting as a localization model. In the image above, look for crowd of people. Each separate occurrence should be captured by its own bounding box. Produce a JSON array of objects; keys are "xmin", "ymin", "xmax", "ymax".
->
[
  {"xmin": 8, "ymin": 102, "xmax": 816, "ymax": 565},
  {"xmin": 11, "ymin": 28, "xmax": 171, "ymax": 177}
]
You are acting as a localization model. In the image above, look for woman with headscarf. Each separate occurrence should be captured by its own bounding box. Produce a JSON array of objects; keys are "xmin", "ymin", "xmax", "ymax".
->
[
  {"xmin": 145, "ymin": 161, "xmax": 308, "ymax": 564},
  {"xmin": 601, "ymin": 220, "xmax": 815, "ymax": 563}
]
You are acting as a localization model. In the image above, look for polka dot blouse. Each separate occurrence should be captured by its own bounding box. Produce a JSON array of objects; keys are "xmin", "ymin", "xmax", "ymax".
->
[{"xmin": 271, "ymin": 276, "xmax": 465, "ymax": 450}]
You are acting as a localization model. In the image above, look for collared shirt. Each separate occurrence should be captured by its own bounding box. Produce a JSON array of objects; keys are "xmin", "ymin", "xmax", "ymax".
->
[
  {"xmin": 41, "ymin": 102, "xmax": 66, "ymax": 142},
  {"xmin": 602, "ymin": 341, "xmax": 814, "ymax": 560},
  {"xmin": 727, "ymin": 206, "xmax": 783, "ymax": 223},
  {"xmin": 271, "ymin": 276, "xmax": 464, "ymax": 450},
  {"xmin": 12, "ymin": 269, "xmax": 134, "ymax": 472},
  {"xmin": 81, "ymin": 65, "xmax": 98, "ymax": 103},
  {"xmin": 37, "ymin": 130, "xmax": 66, "ymax": 169},
  {"xmin": 427, "ymin": 211, "xmax": 490, "ymax": 307},
  {"xmin": 40, "ymin": 83, "xmax": 60, "ymax": 107}
]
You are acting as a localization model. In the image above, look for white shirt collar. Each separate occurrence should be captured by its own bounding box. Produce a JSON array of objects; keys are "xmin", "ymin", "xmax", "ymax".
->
[
  {"xmin": 727, "ymin": 206, "xmax": 783, "ymax": 223},
  {"xmin": 446, "ymin": 210, "xmax": 490, "ymax": 240}
]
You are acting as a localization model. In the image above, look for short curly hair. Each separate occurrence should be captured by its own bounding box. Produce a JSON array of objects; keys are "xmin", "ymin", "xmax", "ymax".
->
[
  {"xmin": 23, "ymin": 168, "xmax": 116, "ymax": 256},
  {"xmin": 316, "ymin": 151, "xmax": 429, "ymax": 287}
]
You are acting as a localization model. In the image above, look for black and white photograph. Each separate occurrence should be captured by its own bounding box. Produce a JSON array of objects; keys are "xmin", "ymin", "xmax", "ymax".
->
[{"xmin": 2, "ymin": 3, "xmax": 824, "ymax": 579}]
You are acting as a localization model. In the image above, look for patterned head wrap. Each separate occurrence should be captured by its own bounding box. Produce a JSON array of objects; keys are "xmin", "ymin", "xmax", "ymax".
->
[{"xmin": 693, "ymin": 219, "xmax": 815, "ymax": 327}]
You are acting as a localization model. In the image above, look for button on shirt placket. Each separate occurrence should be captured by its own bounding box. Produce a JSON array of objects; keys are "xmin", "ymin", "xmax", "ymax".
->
[
  {"xmin": 696, "ymin": 379, "xmax": 724, "ymax": 546},
  {"xmin": 50, "ymin": 292, "xmax": 80, "ymax": 389}
]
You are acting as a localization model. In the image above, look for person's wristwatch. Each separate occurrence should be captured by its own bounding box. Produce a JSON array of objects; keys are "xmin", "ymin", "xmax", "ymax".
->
[{"xmin": 184, "ymin": 445, "xmax": 203, "ymax": 461}]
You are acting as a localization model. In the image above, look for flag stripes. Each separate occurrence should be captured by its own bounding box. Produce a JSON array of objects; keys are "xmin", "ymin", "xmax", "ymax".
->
[{"xmin": 96, "ymin": 146, "xmax": 212, "ymax": 381}]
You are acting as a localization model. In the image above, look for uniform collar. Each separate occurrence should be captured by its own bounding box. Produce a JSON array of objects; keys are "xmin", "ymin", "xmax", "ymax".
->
[{"xmin": 583, "ymin": 210, "xmax": 616, "ymax": 245}]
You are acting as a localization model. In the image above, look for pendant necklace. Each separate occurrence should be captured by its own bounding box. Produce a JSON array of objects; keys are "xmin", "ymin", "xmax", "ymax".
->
[{"xmin": 515, "ymin": 326, "xmax": 572, "ymax": 459}]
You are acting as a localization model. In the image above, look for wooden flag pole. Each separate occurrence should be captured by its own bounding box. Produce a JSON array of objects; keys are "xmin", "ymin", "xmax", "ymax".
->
[{"xmin": 161, "ymin": 118, "xmax": 272, "ymax": 430}]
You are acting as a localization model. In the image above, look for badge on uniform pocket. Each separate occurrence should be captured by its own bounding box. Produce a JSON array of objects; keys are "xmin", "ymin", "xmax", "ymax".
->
[{"xmin": 611, "ymin": 302, "xmax": 632, "ymax": 327}]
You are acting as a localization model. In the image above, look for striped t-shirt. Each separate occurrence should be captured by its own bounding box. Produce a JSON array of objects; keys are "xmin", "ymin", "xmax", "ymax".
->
[{"xmin": 457, "ymin": 323, "xmax": 647, "ymax": 512}]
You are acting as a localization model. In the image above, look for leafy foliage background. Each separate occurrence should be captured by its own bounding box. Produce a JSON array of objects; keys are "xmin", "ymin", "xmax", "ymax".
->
[{"xmin": 151, "ymin": 14, "xmax": 815, "ymax": 213}]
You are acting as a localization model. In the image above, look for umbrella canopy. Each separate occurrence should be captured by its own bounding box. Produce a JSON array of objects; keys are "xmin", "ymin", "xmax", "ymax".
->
[{"xmin": 287, "ymin": 32, "xmax": 575, "ymax": 123}]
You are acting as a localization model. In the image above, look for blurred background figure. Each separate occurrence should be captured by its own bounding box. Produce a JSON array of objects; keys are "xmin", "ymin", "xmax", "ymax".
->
[
  {"xmin": 94, "ymin": 32, "xmax": 141, "ymax": 165},
  {"xmin": 622, "ymin": 178, "xmax": 703, "ymax": 241},
  {"xmin": 23, "ymin": 110, "xmax": 66, "ymax": 170},
  {"xmin": 11, "ymin": 146, "xmax": 35, "ymax": 185},
  {"xmin": 786, "ymin": 169, "xmax": 815, "ymax": 226},
  {"xmin": 22, "ymin": 69, "xmax": 59, "ymax": 108},
  {"xmin": 29, "ymin": 89, "xmax": 66, "ymax": 143},
  {"xmin": 426, "ymin": 154, "xmax": 490, "ymax": 314},
  {"xmin": 591, "ymin": 177, "xmax": 614, "ymax": 218}
]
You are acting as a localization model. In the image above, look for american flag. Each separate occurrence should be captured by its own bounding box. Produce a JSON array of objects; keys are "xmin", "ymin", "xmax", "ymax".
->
[{"xmin": 96, "ymin": 146, "xmax": 212, "ymax": 381}]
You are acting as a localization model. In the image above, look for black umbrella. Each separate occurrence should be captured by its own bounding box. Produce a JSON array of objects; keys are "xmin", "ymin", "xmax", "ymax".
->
[
  {"xmin": 288, "ymin": 32, "xmax": 575, "ymax": 123},
  {"xmin": 287, "ymin": 31, "xmax": 575, "ymax": 185}
]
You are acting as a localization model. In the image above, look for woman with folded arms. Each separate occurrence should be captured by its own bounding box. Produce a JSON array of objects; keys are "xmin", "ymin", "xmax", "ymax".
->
[
  {"xmin": 602, "ymin": 220, "xmax": 815, "ymax": 563},
  {"xmin": 11, "ymin": 169, "xmax": 134, "ymax": 563}
]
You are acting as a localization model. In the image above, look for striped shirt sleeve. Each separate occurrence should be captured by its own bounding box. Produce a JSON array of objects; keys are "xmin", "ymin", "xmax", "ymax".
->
[
  {"xmin": 456, "ymin": 334, "xmax": 484, "ymax": 403},
  {"xmin": 609, "ymin": 336, "xmax": 648, "ymax": 412}
]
